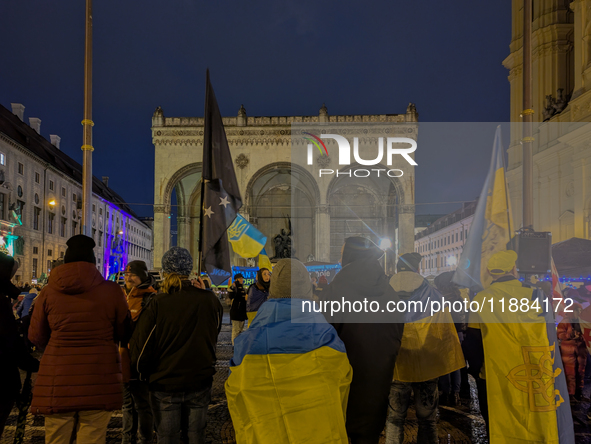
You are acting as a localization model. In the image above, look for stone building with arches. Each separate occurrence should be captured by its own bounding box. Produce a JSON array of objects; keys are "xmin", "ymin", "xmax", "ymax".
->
[{"xmin": 152, "ymin": 104, "xmax": 419, "ymax": 271}]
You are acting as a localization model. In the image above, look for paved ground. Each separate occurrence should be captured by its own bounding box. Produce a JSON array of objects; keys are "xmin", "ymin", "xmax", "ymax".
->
[{"xmin": 4, "ymin": 314, "xmax": 591, "ymax": 443}]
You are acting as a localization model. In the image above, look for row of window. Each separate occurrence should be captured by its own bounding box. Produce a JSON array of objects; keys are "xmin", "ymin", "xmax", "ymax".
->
[
  {"xmin": 417, "ymin": 229, "xmax": 468, "ymax": 253},
  {"xmin": 30, "ymin": 257, "xmax": 104, "ymax": 279},
  {"xmin": 422, "ymin": 254, "xmax": 459, "ymax": 270}
]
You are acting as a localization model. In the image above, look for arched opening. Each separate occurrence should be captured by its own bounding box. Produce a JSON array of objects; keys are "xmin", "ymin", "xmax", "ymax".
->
[
  {"xmin": 326, "ymin": 164, "xmax": 403, "ymax": 265},
  {"xmin": 246, "ymin": 163, "xmax": 319, "ymax": 261}
]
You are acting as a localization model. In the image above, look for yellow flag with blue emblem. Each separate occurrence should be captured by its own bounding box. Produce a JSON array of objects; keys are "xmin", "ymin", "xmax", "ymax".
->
[{"xmin": 227, "ymin": 214, "xmax": 267, "ymax": 258}]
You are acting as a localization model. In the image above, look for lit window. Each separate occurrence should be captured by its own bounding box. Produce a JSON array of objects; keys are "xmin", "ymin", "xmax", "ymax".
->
[{"xmin": 0, "ymin": 153, "xmax": 5, "ymax": 165}]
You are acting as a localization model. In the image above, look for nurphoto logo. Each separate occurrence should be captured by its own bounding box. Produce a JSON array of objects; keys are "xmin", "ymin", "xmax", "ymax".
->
[{"xmin": 304, "ymin": 133, "xmax": 417, "ymax": 177}]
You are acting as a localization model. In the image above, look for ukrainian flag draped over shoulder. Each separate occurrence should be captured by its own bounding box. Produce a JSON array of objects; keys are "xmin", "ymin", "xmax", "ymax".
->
[
  {"xmin": 390, "ymin": 275, "xmax": 465, "ymax": 382},
  {"xmin": 472, "ymin": 280, "xmax": 574, "ymax": 444},
  {"xmin": 228, "ymin": 214, "xmax": 267, "ymax": 259},
  {"xmin": 453, "ymin": 126, "xmax": 513, "ymax": 292},
  {"xmin": 225, "ymin": 299, "xmax": 352, "ymax": 444}
]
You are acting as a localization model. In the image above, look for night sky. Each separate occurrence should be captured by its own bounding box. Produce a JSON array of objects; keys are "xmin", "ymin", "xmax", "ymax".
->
[{"xmin": 0, "ymin": 1, "xmax": 511, "ymax": 218}]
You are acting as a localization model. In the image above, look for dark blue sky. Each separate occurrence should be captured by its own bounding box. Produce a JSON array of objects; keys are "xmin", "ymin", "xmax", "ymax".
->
[{"xmin": 0, "ymin": 0, "xmax": 512, "ymax": 217}]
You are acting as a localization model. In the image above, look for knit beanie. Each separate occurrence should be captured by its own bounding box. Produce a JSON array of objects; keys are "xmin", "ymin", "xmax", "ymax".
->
[
  {"xmin": 64, "ymin": 235, "xmax": 96, "ymax": 264},
  {"xmin": 269, "ymin": 258, "xmax": 313, "ymax": 300},
  {"xmin": 162, "ymin": 246, "xmax": 193, "ymax": 276},
  {"xmin": 397, "ymin": 252, "xmax": 422, "ymax": 272},
  {"xmin": 126, "ymin": 260, "xmax": 149, "ymax": 282}
]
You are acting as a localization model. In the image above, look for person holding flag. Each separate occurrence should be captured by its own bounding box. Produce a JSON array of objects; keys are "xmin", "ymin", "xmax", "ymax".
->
[{"xmin": 468, "ymin": 250, "xmax": 574, "ymax": 444}]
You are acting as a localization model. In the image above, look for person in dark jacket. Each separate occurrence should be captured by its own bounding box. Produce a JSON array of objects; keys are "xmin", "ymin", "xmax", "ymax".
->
[
  {"xmin": 130, "ymin": 246, "xmax": 223, "ymax": 444},
  {"xmin": 228, "ymin": 273, "xmax": 247, "ymax": 345},
  {"xmin": 16, "ymin": 287, "xmax": 37, "ymax": 318},
  {"xmin": 29, "ymin": 235, "xmax": 130, "ymax": 444},
  {"xmin": 120, "ymin": 260, "xmax": 157, "ymax": 444},
  {"xmin": 246, "ymin": 268, "xmax": 270, "ymax": 325},
  {"xmin": 0, "ymin": 253, "xmax": 39, "ymax": 439},
  {"xmin": 321, "ymin": 237, "xmax": 404, "ymax": 444}
]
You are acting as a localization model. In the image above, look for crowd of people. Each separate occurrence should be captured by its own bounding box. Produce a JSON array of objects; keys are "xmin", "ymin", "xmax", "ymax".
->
[{"xmin": 0, "ymin": 233, "xmax": 584, "ymax": 443}]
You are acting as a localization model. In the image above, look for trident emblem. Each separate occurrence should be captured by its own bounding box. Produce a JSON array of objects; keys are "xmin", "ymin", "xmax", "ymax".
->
[{"xmin": 506, "ymin": 344, "xmax": 564, "ymax": 412}]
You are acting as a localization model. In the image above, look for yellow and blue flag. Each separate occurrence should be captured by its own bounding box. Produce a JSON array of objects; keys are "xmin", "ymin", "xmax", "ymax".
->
[
  {"xmin": 227, "ymin": 214, "xmax": 267, "ymax": 259},
  {"xmin": 470, "ymin": 282, "xmax": 574, "ymax": 444},
  {"xmin": 225, "ymin": 299, "xmax": 352, "ymax": 444},
  {"xmin": 258, "ymin": 248, "xmax": 272, "ymax": 270},
  {"xmin": 453, "ymin": 126, "xmax": 513, "ymax": 292}
]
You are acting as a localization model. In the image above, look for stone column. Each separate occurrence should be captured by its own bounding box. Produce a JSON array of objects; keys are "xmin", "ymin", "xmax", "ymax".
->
[
  {"xmin": 573, "ymin": 154, "xmax": 587, "ymax": 238},
  {"xmin": 398, "ymin": 204, "xmax": 415, "ymax": 255},
  {"xmin": 315, "ymin": 204, "xmax": 331, "ymax": 262},
  {"xmin": 177, "ymin": 216, "xmax": 191, "ymax": 251},
  {"xmin": 153, "ymin": 204, "xmax": 171, "ymax": 269}
]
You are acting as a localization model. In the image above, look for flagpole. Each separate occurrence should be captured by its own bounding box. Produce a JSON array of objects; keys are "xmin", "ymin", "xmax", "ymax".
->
[
  {"xmin": 499, "ymin": 126, "xmax": 513, "ymax": 238},
  {"xmin": 198, "ymin": 69, "xmax": 211, "ymax": 275},
  {"xmin": 197, "ymin": 176, "xmax": 205, "ymax": 275},
  {"xmin": 522, "ymin": 0, "xmax": 534, "ymax": 229}
]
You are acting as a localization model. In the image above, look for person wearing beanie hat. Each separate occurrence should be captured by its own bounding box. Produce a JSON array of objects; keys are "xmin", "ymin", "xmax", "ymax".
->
[
  {"xmin": 28, "ymin": 239, "xmax": 129, "ymax": 442},
  {"xmin": 130, "ymin": 247, "xmax": 223, "ymax": 443},
  {"xmin": 463, "ymin": 250, "xmax": 574, "ymax": 443},
  {"xmin": 269, "ymin": 259, "xmax": 314, "ymax": 300},
  {"xmin": 161, "ymin": 246, "xmax": 193, "ymax": 276},
  {"xmin": 226, "ymin": 258, "xmax": 352, "ymax": 444},
  {"xmin": 321, "ymin": 237, "xmax": 403, "ymax": 444},
  {"xmin": 64, "ymin": 234, "xmax": 96, "ymax": 264},
  {"xmin": 120, "ymin": 260, "xmax": 157, "ymax": 444},
  {"xmin": 0, "ymin": 254, "xmax": 39, "ymax": 439}
]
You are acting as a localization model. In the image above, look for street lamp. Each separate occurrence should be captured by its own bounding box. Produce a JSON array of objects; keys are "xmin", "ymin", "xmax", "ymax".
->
[
  {"xmin": 379, "ymin": 237, "xmax": 392, "ymax": 274},
  {"xmin": 48, "ymin": 199, "xmax": 56, "ymax": 207}
]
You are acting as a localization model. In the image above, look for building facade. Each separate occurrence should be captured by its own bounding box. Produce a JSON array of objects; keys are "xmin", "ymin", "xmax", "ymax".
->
[
  {"xmin": 504, "ymin": 1, "xmax": 591, "ymax": 241},
  {"xmin": 414, "ymin": 201, "xmax": 476, "ymax": 277},
  {"xmin": 152, "ymin": 104, "xmax": 419, "ymax": 271},
  {"xmin": 0, "ymin": 102, "xmax": 153, "ymax": 283}
]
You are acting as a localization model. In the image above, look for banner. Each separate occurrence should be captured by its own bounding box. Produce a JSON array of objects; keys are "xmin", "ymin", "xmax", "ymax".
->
[{"xmin": 306, "ymin": 264, "xmax": 341, "ymax": 283}]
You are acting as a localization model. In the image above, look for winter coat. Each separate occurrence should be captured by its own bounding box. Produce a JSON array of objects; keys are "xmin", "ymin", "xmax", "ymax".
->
[
  {"xmin": 119, "ymin": 278, "xmax": 157, "ymax": 383},
  {"xmin": 321, "ymin": 258, "xmax": 404, "ymax": 440},
  {"xmin": 29, "ymin": 262, "xmax": 130, "ymax": 415},
  {"xmin": 16, "ymin": 291, "xmax": 36, "ymax": 318},
  {"xmin": 0, "ymin": 282, "xmax": 39, "ymax": 400},
  {"xmin": 246, "ymin": 283, "xmax": 268, "ymax": 313},
  {"xmin": 228, "ymin": 281, "xmax": 247, "ymax": 321},
  {"xmin": 129, "ymin": 280, "xmax": 224, "ymax": 393}
]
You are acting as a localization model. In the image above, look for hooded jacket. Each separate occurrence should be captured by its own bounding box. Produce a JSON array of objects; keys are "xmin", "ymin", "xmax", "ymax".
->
[
  {"xmin": 321, "ymin": 250, "xmax": 404, "ymax": 440},
  {"xmin": 29, "ymin": 262, "xmax": 130, "ymax": 415},
  {"xmin": 120, "ymin": 276, "xmax": 157, "ymax": 383}
]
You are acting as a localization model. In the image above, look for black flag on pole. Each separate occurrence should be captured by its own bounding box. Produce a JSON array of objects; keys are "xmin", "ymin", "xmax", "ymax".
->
[{"xmin": 200, "ymin": 70, "xmax": 242, "ymax": 285}]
